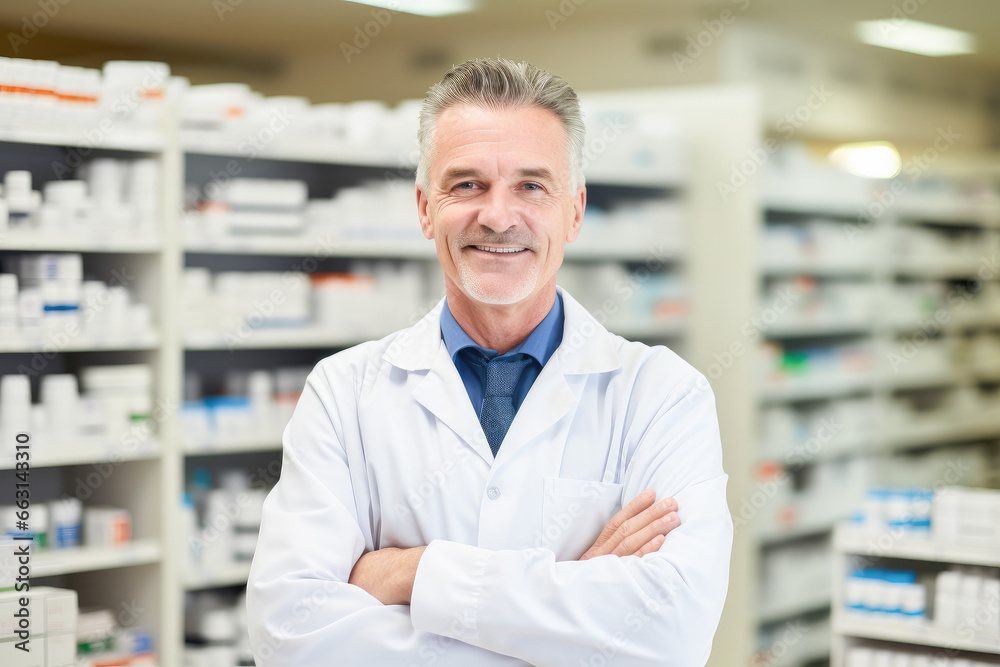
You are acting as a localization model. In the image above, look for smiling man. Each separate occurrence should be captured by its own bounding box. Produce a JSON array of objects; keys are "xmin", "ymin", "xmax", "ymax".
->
[{"xmin": 247, "ymin": 58, "xmax": 733, "ymax": 666}]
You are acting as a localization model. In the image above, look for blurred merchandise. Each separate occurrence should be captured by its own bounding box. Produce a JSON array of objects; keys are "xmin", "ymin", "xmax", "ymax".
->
[
  {"xmin": 558, "ymin": 262, "xmax": 686, "ymax": 333},
  {"xmin": 760, "ymin": 220, "xmax": 876, "ymax": 271},
  {"xmin": 183, "ymin": 467, "xmax": 268, "ymax": 576},
  {"xmin": 0, "ymin": 253, "xmax": 156, "ymax": 348},
  {"xmin": 932, "ymin": 487, "xmax": 1000, "ymax": 546},
  {"xmin": 0, "ymin": 587, "xmax": 78, "ymax": 667},
  {"xmin": 575, "ymin": 199, "xmax": 685, "ymax": 256},
  {"xmin": 844, "ymin": 568, "xmax": 927, "ymax": 621},
  {"xmin": 759, "ymin": 397, "xmax": 874, "ymax": 462},
  {"xmin": 182, "ymin": 366, "xmax": 308, "ymax": 447},
  {"xmin": 77, "ymin": 608, "xmax": 157, "ymax": 666},
  {"xmin": 760, "ymin": 341, "xmax": 873, "ymax": 394},
  {"xmin": 845, "ymin": 647, "xmax": 998, "ymax": 667},
  {"xmin": 0, "ymin": 58, "xmax": 171, "ymax": 135},
  {"xmin": 1, "ymin": 159, "xmax": 159, "ymax": 241},
  {"xmin": 0, "ymin": 365, "xmax": 156, "ymax": 465},
  {"xmin": 180, "ymin": 262, "xmax": 426, "ymax": 343},
  {"xmin": 758, "ymin": 537, "xmax": 833, "ymax": 617},
  {"xmin": 183, "ymin": 590, "xmax": 254, "ymax": 667},
  {"xmin": 754, "ymin": 456, "xmax": 873, "ymax": 540}
]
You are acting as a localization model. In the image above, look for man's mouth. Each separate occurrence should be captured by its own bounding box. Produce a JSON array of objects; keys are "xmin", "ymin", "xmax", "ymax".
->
[{"xmin": 471, "ymin": 245, "xmax": 528, "ymax": 254}]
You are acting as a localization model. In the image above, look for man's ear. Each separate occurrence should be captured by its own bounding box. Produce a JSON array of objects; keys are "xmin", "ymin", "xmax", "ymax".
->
[
  {"xmin": 416, "ymin": 182, "xmax": 434, "ymax": 240},
  {"xmin": 565, "ymin": 185, "xmax": 586, "ymax": 243}
]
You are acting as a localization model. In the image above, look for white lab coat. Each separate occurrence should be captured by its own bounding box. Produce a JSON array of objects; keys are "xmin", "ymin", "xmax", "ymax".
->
[{"xmin": 246, "ymin": 285, "xmax": 733, "ymax": 667}]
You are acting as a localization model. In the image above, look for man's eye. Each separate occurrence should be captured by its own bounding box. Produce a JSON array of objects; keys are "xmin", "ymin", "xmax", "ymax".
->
[
  {"xmin": 456, "ymin": 182, "xmax": 476, "ymax": 190},
  {"xmin": 523, "ymin": 183, "xmax": 541, "ymax": 191}
]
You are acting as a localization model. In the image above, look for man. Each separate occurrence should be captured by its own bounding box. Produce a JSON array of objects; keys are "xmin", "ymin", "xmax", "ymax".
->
[{"xmin": 247, "ymin": 58, "xmax": 732, "ymax": 666}]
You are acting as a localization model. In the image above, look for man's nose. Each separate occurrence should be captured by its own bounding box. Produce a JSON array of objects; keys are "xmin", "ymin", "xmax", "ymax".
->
[{"xmin": 476, "ymin": 186, "xmax": 521, "ymax": 233}]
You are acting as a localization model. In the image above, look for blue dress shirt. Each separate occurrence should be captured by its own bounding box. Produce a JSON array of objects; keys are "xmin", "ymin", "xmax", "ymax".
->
[{"xmin": 441, "ymin": 292, "xmax": 564, "ymax": 420}]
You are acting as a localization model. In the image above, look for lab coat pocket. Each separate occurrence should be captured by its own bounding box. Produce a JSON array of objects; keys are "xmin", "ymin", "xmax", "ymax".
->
[{"xmin": 540, "ymin": 477, "xmax": 623, "ymax": 562}]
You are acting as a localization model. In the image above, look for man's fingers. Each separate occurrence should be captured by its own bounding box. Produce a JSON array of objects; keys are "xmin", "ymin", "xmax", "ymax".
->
[
  {"xmin": 613, "ymin": 511, "xmax": 680, "ymax": 557},
  {"xmin": 603, "ymin": 497, "xmax": 678, "ymax": 555},
  {"xmin": 633, "ymin": 533, "xmax": 667, "ymax": 558},
  {"xmin": 578, "ymin": 491, "xmax": 680, "ymax": 561},
  {"xmin": 591, "ymin": 489, "xmax": 657, "ymax": 550}
]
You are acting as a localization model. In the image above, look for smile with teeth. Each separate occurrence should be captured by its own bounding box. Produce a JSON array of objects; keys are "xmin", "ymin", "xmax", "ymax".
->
[{"xmin": 473, "ymin": 245, "xmax": 527, "ymax": 253}]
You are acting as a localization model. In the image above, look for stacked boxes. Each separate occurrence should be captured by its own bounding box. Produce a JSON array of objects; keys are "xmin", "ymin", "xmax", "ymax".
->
[{"xmin": 0, "ymin": 586, "xmax": 78, "ymax": 667}]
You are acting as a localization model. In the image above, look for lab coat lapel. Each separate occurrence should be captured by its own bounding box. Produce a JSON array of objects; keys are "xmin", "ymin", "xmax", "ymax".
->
[
  {"xmin": 411, "ymin": 343, "xmax": 496, "ymax": 465},
  {"xmin": 382, "ymin": 297, "xmax": 495, "ymax": 465},
  {"xmin": 381, "ymin": 287, "xmax": 621, "ymax": 466},
  {"xmin": 497, "ymin": 286, "xmax": 622, "ymax": 462}
]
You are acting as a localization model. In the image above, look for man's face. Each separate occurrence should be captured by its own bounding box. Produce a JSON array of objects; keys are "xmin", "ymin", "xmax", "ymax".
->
[{"xmin": 416, "ymin": 104, "xmax": 585, "ymax": 306}]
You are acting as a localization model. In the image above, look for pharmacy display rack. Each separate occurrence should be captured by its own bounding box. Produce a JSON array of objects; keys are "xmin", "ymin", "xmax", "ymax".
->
[
  {"xmin": 750, "ymin": 149, "xmax": 1000, "ymax": 666},
  {"xmin": 831, "ymin": 523, "xmax": 1000, "ymax": 665},
  {"xmin": 0, "ymin": 82, "xmax": 763, "ymax": 667},
  {"xmin": 0, "ymin": 116, "xmax": 183, "ymax": 665}
]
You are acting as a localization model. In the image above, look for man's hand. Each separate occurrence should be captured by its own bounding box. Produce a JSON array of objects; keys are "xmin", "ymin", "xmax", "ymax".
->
[
  {"xmin": 579, "ymin": 490, "xmax": 679, "ymax": 561},
  {"xmin": 348, "ymin": 546, "xmax": 426, "ymax": 605}
]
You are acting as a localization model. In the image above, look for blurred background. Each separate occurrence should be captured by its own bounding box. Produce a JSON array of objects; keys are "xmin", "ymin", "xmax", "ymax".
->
[{"xmin": 0, "ymin": 1, "xmax": 998, "ymax": 666}]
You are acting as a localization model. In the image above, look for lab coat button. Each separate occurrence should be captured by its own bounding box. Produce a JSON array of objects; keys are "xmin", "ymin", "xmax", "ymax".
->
[{"xmin": 487, "ymin": 486, "xmax": 501, "ymax": 500}]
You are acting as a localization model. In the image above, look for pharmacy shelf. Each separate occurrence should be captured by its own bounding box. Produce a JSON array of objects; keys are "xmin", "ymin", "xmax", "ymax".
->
[
  {"xmin": 834, "ymin": 524, "xmax": 1000, "ymax": 567},
  {"xmin": 762, "ymin": 198, "xmax": 865, "ymax": 220},
  {"xmin": 0, "ymin": 127, "xmax": 164, "ymax": 152},
  {"xmin": 883, "ymin": 415, "xmax": 1000, "ymax": 452},
  {"xmin": 768, "ymin": 628, "xmax": 832, "ymax": 667},
  {"xmin": 757, "ymin": 433, "xmax": 873, "ymax": 465},
  {"xmin": 760, "ymin": 260, "xmax": 874, "ymax": 277},
  {"xmin": 760, "ymin": 375, "xmax": 874, "ymax": 403},
  {"xmin": 33, "ymin": 539, "xmax": 162, "ymax": 577},
  {"xmin": 0, "ymin": 233, "xmax": 162, "ymax": 253},
  {"xmin": 0, "ymin": 439, "xmax": 161, "ymax": 470},
  {"xmin": 184, "ymin": 561, "xmax": 253, "ymax": 590},
  {"xmin": 878, "ymin": 370, "xmax": 961, "ymax": 392},
  {"xmin": 184, "ymin": 432, "xmax": 283, "ymax": 456},
  {"xmin": 183, "ymin": 327, "xmax": 371, "ymax": 351},
  {"xmin": 833, "ymin": 613, "xmax": 1000, "ymax": 654},
  {"xmin": 758, "ymin": 515, "xmax": 845, "ymax": 545},
  {"xmin": 0, "ymin": 331, "xmax": 161, "ymax": 353},
  {"xmin": 888, "ymin": 314, "xmax": 1000, "ymax": 333},
  {"xmin": 566, "ymin": 243, "xmax": 684, "ymax": 262},
  {"xmin": 758, "ymin": 589, "xmax": 832, "ymax": 625},
  {"xmin": 894, "ymin": 259, "xmax": 988, "ymax": 279},
  {"xmin": 583, "ymin": 168, "xmax": 685, "ymax": 189},
  {"xmin": 183, "ymin": 139, "xmax": 408, "ymax": 169},
  {"xmin": 764, "ymin": 320, "xmax": 872, "ymax": 339},
  {"xmin": 896, "ymin": 201, "xmax": 1000, "ymax": 229},
  {"xmin": 760, "ymin": 162, "xmax": 1000, "ymax": 667},
  {"xmin": 610, "ymin": 318, "xmax": 687, "ymax": 340},
  {"xmin": 184, "ymin": 236, "xmax": 435, "ymax": 259}
]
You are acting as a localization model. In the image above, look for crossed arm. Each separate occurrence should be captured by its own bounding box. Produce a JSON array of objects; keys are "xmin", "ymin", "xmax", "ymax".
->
[
  {"xmin": 247, "ymin": 362, "xmax": 732, "ymax": 666},
  {"xmin": 348, "ymin": 491, "xmax": 682, "ymax": 605}
]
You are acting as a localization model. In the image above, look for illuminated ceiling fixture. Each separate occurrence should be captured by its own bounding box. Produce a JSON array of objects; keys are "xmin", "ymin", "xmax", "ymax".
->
[
  {"xmin": 855, "ymin": 19, "xmax": 975, "ymax": 57},
  {"xmin": 829, "ymin": 142, "xmax": 902, "ymax": 179},
  {"xmin": 343, "ymin": 0, "xmax": 476, "ymax": 17}
]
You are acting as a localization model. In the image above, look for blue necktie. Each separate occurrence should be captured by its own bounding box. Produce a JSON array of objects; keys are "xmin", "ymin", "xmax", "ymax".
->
[{"xmin": 461, "ymin": 350, "xmax": 534, "ymax": 457}]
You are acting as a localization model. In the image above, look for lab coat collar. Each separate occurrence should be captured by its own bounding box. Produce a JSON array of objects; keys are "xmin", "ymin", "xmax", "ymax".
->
[
  {"xmin": 384, "ymin": 285, "xmax": 621, "ymax": 466},
  {"xmin": 381, "ymin": 285, "xmax": 621, "ymax": 375}
]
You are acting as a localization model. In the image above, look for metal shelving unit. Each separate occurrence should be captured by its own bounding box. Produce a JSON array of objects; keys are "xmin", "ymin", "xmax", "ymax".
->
[
  {"xmin": 0, "ymin": 120, "xmax": 182, "ymax": 665},
  {"xmin": 831, "ymin": 523, "xmax": 1000, "ymax": 664},
  {"xmin": 751, "ymin": 164, "xmax": 1000, "ymax": 665}
]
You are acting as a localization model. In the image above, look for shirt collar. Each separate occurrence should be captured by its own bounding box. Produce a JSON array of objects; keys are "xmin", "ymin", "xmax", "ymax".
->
[{"xmin": 440, "ymin": 292, "xmax": 564, "ymax": 366}]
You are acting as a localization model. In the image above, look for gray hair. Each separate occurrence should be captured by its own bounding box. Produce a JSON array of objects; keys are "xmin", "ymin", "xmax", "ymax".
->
[{"xmin": 416, "ymin": 57, "xmax": 586, "ymax": 191}]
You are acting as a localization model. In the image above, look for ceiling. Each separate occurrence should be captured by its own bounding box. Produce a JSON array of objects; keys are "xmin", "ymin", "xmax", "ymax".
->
[{"xmin": 1, "ymin": 0, "xmax": 998, "ymax": 99}]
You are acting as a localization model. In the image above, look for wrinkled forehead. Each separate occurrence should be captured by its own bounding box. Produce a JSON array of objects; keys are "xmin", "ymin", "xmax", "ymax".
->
[{"xmin": 429, "ymin": 103, "xmax": 572, "ymax": 178}]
